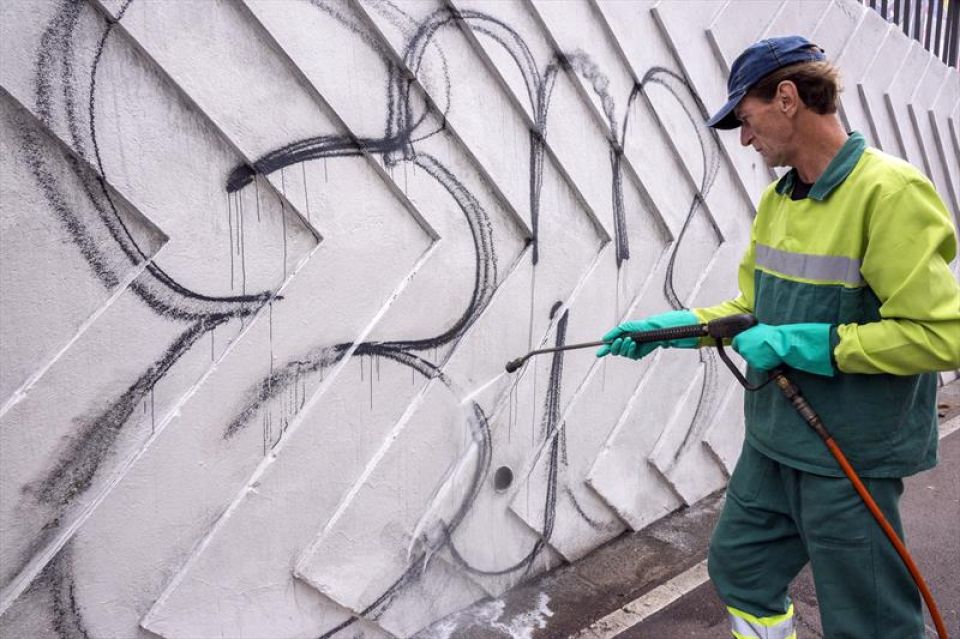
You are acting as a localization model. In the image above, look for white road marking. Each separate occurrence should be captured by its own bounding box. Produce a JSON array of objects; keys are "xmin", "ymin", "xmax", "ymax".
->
[
  {"xmin": 571, "ymin": 559, "xmax": 709, "ymax": 638},
  {"xmin": 939, "ymin": 413, "xmax": 960, "ymax": 439}
]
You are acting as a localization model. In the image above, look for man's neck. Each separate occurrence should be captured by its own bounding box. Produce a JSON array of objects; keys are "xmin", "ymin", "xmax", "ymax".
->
[{"xmin": 789, "ymin": 116, "xmax": 849, "ymax": 184}]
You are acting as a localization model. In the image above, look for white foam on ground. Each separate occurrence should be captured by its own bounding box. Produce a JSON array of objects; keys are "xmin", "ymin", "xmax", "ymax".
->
[{"xmin": 417, "ymin": 592, "xmax": 553, "ymax": 639}]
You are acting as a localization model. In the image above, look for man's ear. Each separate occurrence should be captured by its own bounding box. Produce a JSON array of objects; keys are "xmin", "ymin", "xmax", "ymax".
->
[{"xmin": 775, "ymin": 80, "xmax": 800, "ymax": 117}]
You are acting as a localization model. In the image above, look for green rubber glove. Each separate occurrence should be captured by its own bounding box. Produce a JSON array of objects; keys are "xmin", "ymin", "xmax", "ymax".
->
[
  {"xmin": 731, "ymin": 323, "xmax": 835, "ymax": 376},
  {"xmin": 596, "ymin": 310, "xmax": 700, "ymax": 359}
]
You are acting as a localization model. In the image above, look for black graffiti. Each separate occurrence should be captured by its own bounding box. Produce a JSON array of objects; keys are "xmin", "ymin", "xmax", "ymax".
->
[
  {"xmin": 37, "ymin": 547, "xmax": 89, "ymax": 639},
  {"xmin": 628, "ymin": 67, "xmax": 725, "ymax": 466},
  {"xmin": 317, "ymin": 354, "xmax": 493, "ymax": 639},
  {"xmin": 9, "ymin": 0, "xmax": 289, "ymax": 631},
  {"xmin": 222, "ymin": 150, "xmax": 499, "ymax": 441},
  {"xmin": 18, "ymin": 0, "xmax": 286, "ymax": 528},
  {"xmin": 318, "ymin": 307, "xmax": 563, "ymax": 638},
  {"xmin": 235, "ymin": 16, "xmax": 724, "ymax": 627},
  {"xmin": 11, "ymin": 0, "xmax": 729, "ymax": 636},
  {"xmin": 633, "ymin": 68, "xmax": 721, "ymax": 310},
  {"xmin": 34, "ymin": 319, "xmax": 221, "ymax": 507}
]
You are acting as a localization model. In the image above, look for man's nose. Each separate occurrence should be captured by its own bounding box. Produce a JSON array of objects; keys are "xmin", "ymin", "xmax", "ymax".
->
[{"xmin": 740, "ymin": 124, "xmax": 753, "ymax": 147}]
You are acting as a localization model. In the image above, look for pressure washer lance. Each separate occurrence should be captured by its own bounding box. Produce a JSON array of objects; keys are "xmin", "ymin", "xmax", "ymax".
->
[
  {"xmin": 504, "ymin": 313, "xmax": 949, "ymax": 639},
  {"xmin": 503, "ymin": 313, "xmax": 758, "ymax": 374}
]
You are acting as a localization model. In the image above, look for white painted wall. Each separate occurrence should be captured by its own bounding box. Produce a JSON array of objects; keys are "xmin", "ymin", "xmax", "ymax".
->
[{"xmin": 0, "ymin": 0, "xmax": 957, "ymax": 637}]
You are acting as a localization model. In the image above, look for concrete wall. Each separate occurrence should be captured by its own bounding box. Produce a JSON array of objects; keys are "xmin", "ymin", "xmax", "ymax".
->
[{"xmin": 0, "ymin": 0, "xmax": 957, "ymax": 637}]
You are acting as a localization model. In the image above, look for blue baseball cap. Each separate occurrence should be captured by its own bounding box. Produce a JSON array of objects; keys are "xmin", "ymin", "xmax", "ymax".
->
[{"xmin": 707, "ymin": 36, "xmax": 826, "ymax": 129}]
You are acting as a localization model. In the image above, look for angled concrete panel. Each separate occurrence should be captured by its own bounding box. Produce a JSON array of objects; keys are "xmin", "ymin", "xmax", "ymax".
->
[
  {"xmin": 292, "ymin": 156, "xmax": 605, "ymax": 619},
  {"xmin": 911, "ymin": 63, "xmax": 957, "ymax": 214},
  {"xmin": 858, "ymin": 26, "xmax": 914, "ymax": 153},
  {"xmin": 452, "ymin": 0, "xmax": 619, "ymax": 242},
  {"xmin": 0, "ymin": 91, "xmax": 164, "ymax": 409},
  {"xmin": 929, "ymin": 73, "xmax": 960, "ymax": 219},
  {"xmin": 764, "ymin": 0, "xmax": 834, "ymax": 40},
  {"xmin": 652, "ymin": 0, "xmax": 773, "ymax": 205},
  {"xmin": 708, "ymin": 0, "xmax": 787, "ymax": 75},
  {"xmin": 809, "ymin": 0, "xmax": 866, "ymax": 62},
  {"xmin": 826, "ymin": 9, "xmax": 891, "ymax": 143},
  {"xmin": 1, "ymin": 150, "xmax": 431, "ymax": 637},
  {"xmin": 1, "ymin": 0, "xmax": 956, "ymax": 636},
  {"xmin": 884, "ymin": 41, "xmax": 932, "ymax": 168}
]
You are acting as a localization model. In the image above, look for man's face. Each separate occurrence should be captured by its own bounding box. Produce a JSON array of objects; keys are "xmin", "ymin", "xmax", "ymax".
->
[{"xmin": 735, "ymin": 94, "xmax": 794, "ymax": 168}]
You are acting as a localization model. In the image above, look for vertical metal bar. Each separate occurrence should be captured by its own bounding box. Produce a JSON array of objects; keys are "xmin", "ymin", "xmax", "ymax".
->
[
  {"xmin": 869, "ymin": 0, "xmax": 877, "ymax": 9},
  {"xmin": 947, "ymin": 0, "xmax": 960, "ymax": 67},
  {"xmin": 894, "ymin": 0, "xmax": 901, "ymax": 26},
  {"xmin": 945, "ymin": 0, "xmax": 955, "ymax": 65},
  {"xmin": 926, "ymin": 0, "xmax": 936, "ymax": 48},
  {"xmin": 935, "ymin": 0, "xmax": 945, "ymax": 58},
  {"xmin": 881, "ymin": 0, "xmax": 889, "ymax": 17},
  {"xmin": 914, "ymin": 0, "xmax": 923, "ymax": 38},
  {"xmin": 942, "ymin": 0, "xmax": 950, "ymax": 63},
  {"xmin": 945, "ymin": 0, "xmax": 956, "ymax": 65},
  {"xmin": 902, "ymin": 0, "xmax": 911, "ymax": 35}
]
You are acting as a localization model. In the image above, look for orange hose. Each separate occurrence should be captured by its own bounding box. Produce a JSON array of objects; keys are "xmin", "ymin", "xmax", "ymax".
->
[{"xmin": 823, "ymin": 436, "xmax": 949, "ymax": 639}]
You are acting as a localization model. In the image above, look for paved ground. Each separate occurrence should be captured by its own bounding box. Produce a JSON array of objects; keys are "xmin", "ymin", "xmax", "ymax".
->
[{"xmin": 416, "ymin": 380, "xmax": 960, "ymax": 638}]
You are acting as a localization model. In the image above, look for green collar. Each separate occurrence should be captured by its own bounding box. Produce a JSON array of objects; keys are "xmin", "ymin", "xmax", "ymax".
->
[{"xmin": 775, "ymin": 131, "xmax": 866, "ymax": 201}]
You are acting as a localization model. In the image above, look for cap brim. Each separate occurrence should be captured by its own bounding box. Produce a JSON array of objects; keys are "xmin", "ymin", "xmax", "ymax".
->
[{"xmin": 706, "ymin": 90, "xmax": 745, "ymax": 130}]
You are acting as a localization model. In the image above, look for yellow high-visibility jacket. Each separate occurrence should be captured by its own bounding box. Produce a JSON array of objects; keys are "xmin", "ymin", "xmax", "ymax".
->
[{"xmin": 695, "ymin": 132, "xmax": 960, "ymax": 477}]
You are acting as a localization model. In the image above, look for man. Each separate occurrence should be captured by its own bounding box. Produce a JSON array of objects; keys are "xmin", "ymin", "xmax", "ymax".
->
[{"xmin": 597, "ymin": 36, "xmax": 960, "ymax": 638}]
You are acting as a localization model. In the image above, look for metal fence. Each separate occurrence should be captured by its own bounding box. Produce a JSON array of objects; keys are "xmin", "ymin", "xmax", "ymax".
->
[{"xmin": 862, "ymin": 0, "xmax": 959, "ymax": 67}]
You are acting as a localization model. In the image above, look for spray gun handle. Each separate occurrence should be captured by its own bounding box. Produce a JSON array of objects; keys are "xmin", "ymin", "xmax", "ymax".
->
[
  {"xmin": 705, "ymin": 314, "xmax": 772, "ymax": 392},
  {"xmin": 624, "ymin": 313, "xmax": 757, "ymax": 344},
  {"xmin": 706, "ymin": 313, "xmax": 758, "ymax": 339},
  {"xmin": 622, "ymin": 314, "xmax": 761, "ymax": 391}
]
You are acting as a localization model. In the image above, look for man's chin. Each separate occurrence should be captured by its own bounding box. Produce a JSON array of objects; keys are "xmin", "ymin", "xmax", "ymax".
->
[
  {"xmin": 761, "ymin": 156, "xmax": 784, "ymax": 169},
  {"xmin": 752, "ymin": 149, "xmax": 783, "ymax": 168}
]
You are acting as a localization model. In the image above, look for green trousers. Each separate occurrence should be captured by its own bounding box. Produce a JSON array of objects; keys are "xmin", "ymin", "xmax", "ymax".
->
[{"xmin": 708, "ymin": 442, "xmax": 924, "ymax": 639}]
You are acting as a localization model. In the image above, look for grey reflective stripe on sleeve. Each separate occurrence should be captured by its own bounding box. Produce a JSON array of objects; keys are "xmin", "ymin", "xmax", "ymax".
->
[
  {"xmin": 729, "ymin": 612, "xmax": 797, "ymax": 639},
  {"xmin": 755, "ymin": 244, "xmax": 865, "ymax": 286}
]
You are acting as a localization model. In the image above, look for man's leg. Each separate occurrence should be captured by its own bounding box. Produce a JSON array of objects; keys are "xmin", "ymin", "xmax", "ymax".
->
[
  {"xmin": 709, "ymin": 443, "xmax": 808, "ymax": 638},
  {"xmin": 800, "ymin": 473, "xmax": 923, "ymax": 639}
]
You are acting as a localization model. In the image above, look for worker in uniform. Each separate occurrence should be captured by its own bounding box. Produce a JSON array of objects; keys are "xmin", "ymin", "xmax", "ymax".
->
[{"xmin": 597, "ymin": 35, "xmax": 960, "ymax": 638}]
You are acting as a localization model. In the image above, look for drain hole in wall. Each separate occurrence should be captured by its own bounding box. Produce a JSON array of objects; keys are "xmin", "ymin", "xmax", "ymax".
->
[{"xmin": 494, "ymin": 466, "xmax": 513, "ymax": 492}]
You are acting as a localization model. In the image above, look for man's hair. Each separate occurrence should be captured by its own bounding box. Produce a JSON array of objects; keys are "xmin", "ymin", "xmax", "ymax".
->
[{"xmin": 746, "ymin": 61, "xmax": 842, "ymax": 114}]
